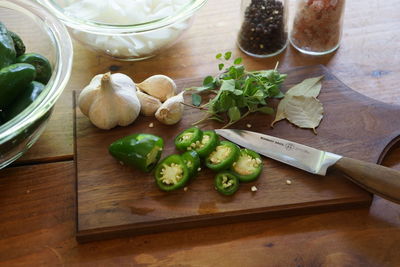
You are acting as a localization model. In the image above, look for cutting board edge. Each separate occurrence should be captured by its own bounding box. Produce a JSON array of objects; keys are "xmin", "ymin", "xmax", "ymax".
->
[
  {"xmin": 378, "ymin": 134, "xmax": 400, "ymax": 165},
  {"xmin": 76, "ymin": 194, "xmax": 372, "ymax": 243},
  {"xmin": 73, "ymin": 90, "xmax": 80, "ymax": 237},
  {"xmin": 317, "ymin": 65, "xmax": 400, "ymax": 165}
]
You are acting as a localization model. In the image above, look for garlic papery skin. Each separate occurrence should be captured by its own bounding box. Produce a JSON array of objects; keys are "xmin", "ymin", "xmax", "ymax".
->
[
  {"xmin": 78, "ymin": 72, "xmax": 141, "ymax": 130},
  {"xmin": 155, "ymin": 91, "xmax": 184, "ymax": 125},
  {"xmin": 137, "ymin": 75, "xmax": 177, "ymax": 102},
  {"xmin": 137, "ymin": 91, "xmax": 162, "ymax": 116}
]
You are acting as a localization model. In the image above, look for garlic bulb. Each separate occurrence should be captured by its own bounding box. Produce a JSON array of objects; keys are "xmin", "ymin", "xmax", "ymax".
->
[
  {"xmin": 137, "ymin": 91, "xmax": 162, "ymax": 116},
  {"xmin": 78, "ymin": 72, "xmax": 141, "ymax": 130},
  {"xmin": 155, "ymin": 91, "xmax": 184, "ymax": 125},
  {"xmin": 137, "ymin": 75, "xmax": 177, "ymax": 102}
]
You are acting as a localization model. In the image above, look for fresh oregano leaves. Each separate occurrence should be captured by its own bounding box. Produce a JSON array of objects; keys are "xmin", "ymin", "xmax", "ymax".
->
[
  {"xmin": 186, "ymin": 52, "xmax": 286, "ymax": 128},
  {"xmin": 192, "ymin": 93, "xmax": 202, "ymax": 107}
]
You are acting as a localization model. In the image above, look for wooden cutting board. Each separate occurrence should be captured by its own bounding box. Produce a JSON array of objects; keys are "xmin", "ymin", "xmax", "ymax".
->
[{"xmin": 74, "ymin": 65, "xmax": 400, "ymax": 243}]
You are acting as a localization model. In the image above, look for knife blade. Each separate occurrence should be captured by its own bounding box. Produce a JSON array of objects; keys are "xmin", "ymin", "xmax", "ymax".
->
[
  {"xmin": 215, "ymin": 129, "xmax": 341, "ymax": 176},
  {"xmin": 215, "ymin": 129, "xmax": 400, "ymax": 204}
]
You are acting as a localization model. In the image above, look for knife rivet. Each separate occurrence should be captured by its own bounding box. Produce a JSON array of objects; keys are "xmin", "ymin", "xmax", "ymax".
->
[
  {"xmin": 286, "ymin": 180, "xmax": 292, "ymax": 185},
  {"xmin": 246, "ymin": 124, "xmax": 252, "ymax": 128}
]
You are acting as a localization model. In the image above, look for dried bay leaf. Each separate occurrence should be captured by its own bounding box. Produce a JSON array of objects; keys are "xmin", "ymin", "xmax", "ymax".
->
[
  {"xmin": 285, "ymin": 95, "xmax": 324, "ymax": 134},
  {"xmin": 271, "ymin": 76, "xmax": 324, "ymax": 128},
  {"xmin": 271, "ymin": 97, "xmax": 289, "ymax": 127},
  {"xmin": 286, "ymin": 76, "xmax": 324, "ymax": 97}
]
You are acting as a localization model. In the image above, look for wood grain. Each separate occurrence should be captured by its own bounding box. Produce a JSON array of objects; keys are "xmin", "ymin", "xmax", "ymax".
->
[
  {"xmin": 72, "ymin": 65, "xmax": 400, "ymax": 242},
  {"xmin": 1, "ymin": 0, "xmax": 400, "ymax": 265},
  {"xmin": 16, "ymin": 0, "xmax": 400, "ymax": 164},
  {"xmin": 0, "ymin": 161, "xmax": 399, "ymax": 266}
]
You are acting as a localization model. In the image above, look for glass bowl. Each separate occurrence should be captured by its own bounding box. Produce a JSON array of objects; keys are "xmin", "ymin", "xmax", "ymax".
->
[
  {"xmin": 0, "ymin": 0, "xmax": 73, "ymax": 169},
  {"xmin": 39, "ymin": 0, "xmax": 208, "ymax": 61}
]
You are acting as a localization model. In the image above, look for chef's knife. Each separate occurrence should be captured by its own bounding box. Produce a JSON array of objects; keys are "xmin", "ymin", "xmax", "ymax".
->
[{"xmin": 215, "ymin": 129, "xmax": 400, "ymax": 204}]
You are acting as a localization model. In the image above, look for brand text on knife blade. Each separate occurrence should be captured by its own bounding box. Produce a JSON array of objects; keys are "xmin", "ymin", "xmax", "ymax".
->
[{"xmin": 260, "ymin": 137, "xmax": 310, "ymax": 154}]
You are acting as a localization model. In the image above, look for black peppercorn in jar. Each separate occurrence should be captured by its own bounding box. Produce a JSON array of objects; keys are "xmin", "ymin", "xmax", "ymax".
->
[{"xmin": 237, "ymin": 0, "xmax": 288, "ymax": 57}]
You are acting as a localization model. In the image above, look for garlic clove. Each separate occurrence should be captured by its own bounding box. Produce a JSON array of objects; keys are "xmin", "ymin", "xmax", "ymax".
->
[
  {"xmin": 137, "ymin": 91, "xmax": 162, "ymax": 116},
  {"xmin": 155, "ymin": 91, "xmax": 184, "ymax": 125},
  {"xmin": 137, "ymin": 74, "xmax": 177, "ymax": 102}
]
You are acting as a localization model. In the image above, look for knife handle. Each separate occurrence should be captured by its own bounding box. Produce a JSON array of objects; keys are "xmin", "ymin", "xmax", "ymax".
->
[{"xmin": 333, "ymin": 157, "xmax": 400, "ymax": 204}]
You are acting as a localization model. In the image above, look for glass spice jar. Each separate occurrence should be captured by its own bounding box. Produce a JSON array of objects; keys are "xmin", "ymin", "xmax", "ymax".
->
[
  {"xmin": 237, "ymin": 0, "xmax": 288, "ymax": 58},
  {"xmin": 290, "ymin": 0, "xmax": 346, "ymax": 55}
]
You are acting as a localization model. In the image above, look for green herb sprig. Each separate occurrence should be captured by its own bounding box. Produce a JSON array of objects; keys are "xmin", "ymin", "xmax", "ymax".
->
[{"xmin": 185, "ymin": 52, "xmax": 287, "ymax": 128}]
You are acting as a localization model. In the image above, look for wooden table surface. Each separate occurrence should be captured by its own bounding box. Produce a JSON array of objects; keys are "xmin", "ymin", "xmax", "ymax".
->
[{"xmin": 1, "ymin": 0, "xmax": 400, "ymax": 266}]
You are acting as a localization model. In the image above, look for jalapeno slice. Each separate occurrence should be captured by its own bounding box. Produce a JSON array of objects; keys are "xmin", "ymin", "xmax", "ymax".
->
[
  {"xmin": 214, "ymin": 171, "xmax": 239, "ymax": 196},
  {"xmin": 182, "ymin": 150, "xmax": 201, "ymax": 177},
  {"xmin": 155, "ymin": 154, "xmax": 190, "ymax": 191},
  {"xmin": 190, "ymin": 130, "xmax": 219, "ymax": 158},
  {"xmin": 231, "ymin": 149, "xmax": 263, "ymax": 182},
  {"xmin": 174, "ymin": 127, "xmax": 203, "ymax": 151},
  {"xmin": 205, "ymin": 141, "xmax": 240, "ymax": 171},
  {"xmin": 109, "ymin": 133, "xmax": 164, "ymax": 172}
]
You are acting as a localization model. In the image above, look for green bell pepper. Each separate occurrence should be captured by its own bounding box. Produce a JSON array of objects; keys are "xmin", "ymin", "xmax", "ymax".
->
[
  {"xmin": 109, "ymin": 133, "xmax": 164, "ymax": 172},
  {"xmin": 231, "ymin": 149, "xmax": 263, "ymax": 182},
  {"xmin": 214, "ymin": 171, "xmax": 239, "ymax": 196},
  {"xmin": 174, "ymin": 127, "xmax": 203, "ymax": 151},
  {"xmin": 190, "ymin": 130, "xmax": 219, "ymax": 158},
  {"xmin": 205, "ymin": 141, "xmax": 240, "ymax": 171},
  {"xmin": 181, "ymin": 150, "xmax": 201, "ymax": 177},
  {"xmin": 154, "ymin": 154, "xmax": 190, "ymax": 191}
]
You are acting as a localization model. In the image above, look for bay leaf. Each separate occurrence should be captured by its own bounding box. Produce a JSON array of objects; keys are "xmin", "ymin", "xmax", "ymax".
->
[
  {"xmin": 270, "ymin": 96, "xmax": 289, "ymax": 127},
  {"xmin": 270, "ymin": 76, "xmax": 324, "ymax": 128},
  {"xmin": 286, "ymin": 76, "xmax": 324, "ymax": 97},
  {"xmin": 284, "ymin": 95, "xmax": 324, "ymax": 134}
]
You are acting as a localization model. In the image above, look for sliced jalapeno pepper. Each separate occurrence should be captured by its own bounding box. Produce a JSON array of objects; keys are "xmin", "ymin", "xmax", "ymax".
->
[
  {"xmin": 182, "ymin": 150, "xmax": 200, "ymax": 177},
  {"xmin": 155, "ymin": 154, "xmax": 190, "ymax": 191},
  {"xmin": 109, "ymin": 133, "xmax": 164, "ymax": 172},
  {"xmin": 214, "ymin": 171, "xmax": 239, "ymax": 196},
  {"xmin": 174, "ymin": 127, "xmax": 203, "ymax": 151},
  {"xmin": 190, "ymin": 130, "xmax": 219, "ymax": 158},
  {"xmin": 231, "ymin": 149, "xmax": 263, "ymax": 182},
  {"xmin": 205, "ymin": 141, "xmax": 240, "ymax": 171}
]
